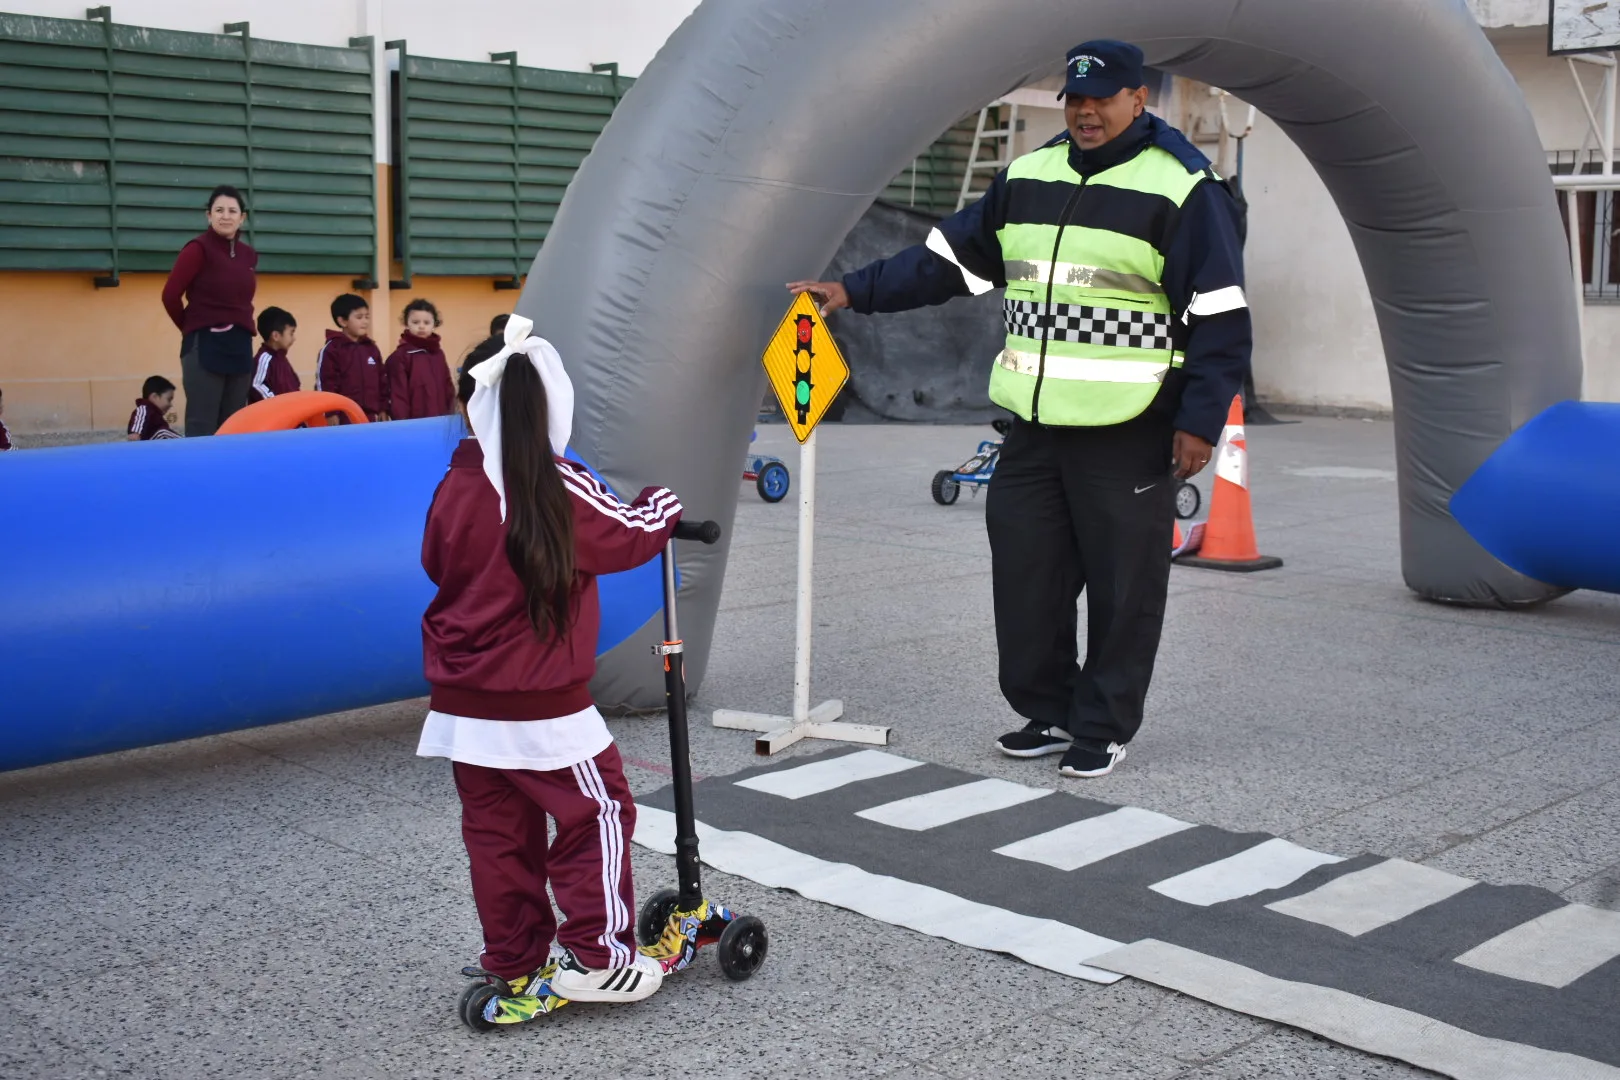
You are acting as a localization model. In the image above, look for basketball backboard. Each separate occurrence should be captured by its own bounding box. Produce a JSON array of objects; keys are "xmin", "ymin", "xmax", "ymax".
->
[{"xmin": 1551, "ymin": 0, "xmax": 1620, "ymax": 55}]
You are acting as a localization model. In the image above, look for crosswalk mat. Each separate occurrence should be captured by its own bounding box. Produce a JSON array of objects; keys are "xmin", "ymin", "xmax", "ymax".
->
[{"xmin": 634, "ymin": 747, "xmax": 1620, "ymax": 1080}]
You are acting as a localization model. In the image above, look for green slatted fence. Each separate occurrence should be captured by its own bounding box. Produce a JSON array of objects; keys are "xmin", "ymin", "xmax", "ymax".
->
[
  {"xmin": 390, "ymin": 44, "xmax": 628, "ymax": 286},
  {"xmin": 0, "ymin": 9, "xmax": 374, "ymax": 282}
]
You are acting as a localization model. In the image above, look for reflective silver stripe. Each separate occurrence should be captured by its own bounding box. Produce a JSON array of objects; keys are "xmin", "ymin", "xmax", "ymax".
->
[
  {"xmin": 926, "ymin": 227, "xmax": 994, "ymax": 296},
  {"xmin": 997, "ymin": 349, "xmax": 1176, "ymax": 383},
  {"xmin": 1184, "ymin": 285, "xmax": 1248, "ymax": 322},
  {"xmin": 1005, "ymin": 260, "xmax": 1164, "ymax": 295}
]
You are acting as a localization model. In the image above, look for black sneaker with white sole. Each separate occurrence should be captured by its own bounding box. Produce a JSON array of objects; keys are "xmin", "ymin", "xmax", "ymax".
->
[
  {"xmin": 1059, "ymin": 739, "xmax": 1127, "ymax": 778},
  {"xmin": 995, "ymin": 722, "xmax": 1074, "ymax": 758}
]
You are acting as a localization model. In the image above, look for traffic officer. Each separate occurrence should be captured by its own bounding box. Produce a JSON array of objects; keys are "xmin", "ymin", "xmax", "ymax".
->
[{"xmin": 789, "ymin": 40, "xmax": 1250, "ymax": 778}]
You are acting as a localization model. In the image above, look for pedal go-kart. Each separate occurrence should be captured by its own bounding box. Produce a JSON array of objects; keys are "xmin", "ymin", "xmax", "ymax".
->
[
  {"xmin": 743, "ymin": 429, "xmax": 791, "ymax": 503},
  {"xmin": 457, "ymin": 519, "xmax": 768, "ymax": 1030},
  {"xmin": 931, "ymin": 419, "xmax": 1203, "ymax": 519}
]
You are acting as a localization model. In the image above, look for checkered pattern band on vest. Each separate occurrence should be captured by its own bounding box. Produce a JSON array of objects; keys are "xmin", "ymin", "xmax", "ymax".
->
[{"xmin": 1002, "ymin": 299, "xmax": 1173, "ymax": 351}]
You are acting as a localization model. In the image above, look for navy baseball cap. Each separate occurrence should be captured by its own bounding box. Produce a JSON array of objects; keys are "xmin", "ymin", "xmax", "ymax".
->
[{"xmin": 1059, "ymin": 40, "xmax": 1146, "ymax": 99}]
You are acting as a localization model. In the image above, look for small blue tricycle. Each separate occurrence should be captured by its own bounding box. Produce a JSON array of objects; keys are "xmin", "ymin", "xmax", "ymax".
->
[{"xmin": 931, "ymin": 418, "xmax": 1202, "ymax": 519}]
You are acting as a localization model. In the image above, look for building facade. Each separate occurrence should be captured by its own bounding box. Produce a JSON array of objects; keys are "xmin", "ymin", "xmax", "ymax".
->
[{"xmin": 0, "ymin": 1, "xmax": 1611, "ymax": 432}]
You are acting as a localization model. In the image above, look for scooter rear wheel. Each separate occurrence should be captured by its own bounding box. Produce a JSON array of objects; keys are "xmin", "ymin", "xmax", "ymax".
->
[
  {"xmin": 459, "ymin": 980, "xmax": 501, "ymax": 1032},
  {"xmin": 931, "ymin": 471, "xmax": 960, "ymax": 506},
  {"xmin": 717, "ymin": 915, "xmax": 769, "ymax": 981},
  {"xmin": 637, "ymin": 887, "xmax": 681, "ymax": 948}
]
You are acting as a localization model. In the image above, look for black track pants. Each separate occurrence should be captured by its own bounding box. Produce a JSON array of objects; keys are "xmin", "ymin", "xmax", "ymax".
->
[{"xmin": 984, "ymin": 415, "xmax": 1176, "ymax": 746}]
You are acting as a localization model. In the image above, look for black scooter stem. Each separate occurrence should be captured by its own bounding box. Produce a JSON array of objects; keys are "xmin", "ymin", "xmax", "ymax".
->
[{"xmin": 659, "ymin": 522, "xmax": 720, "ymax": 911}]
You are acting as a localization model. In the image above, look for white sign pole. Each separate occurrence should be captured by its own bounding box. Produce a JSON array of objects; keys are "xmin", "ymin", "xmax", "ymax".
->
[
  {"xmin": 712, "ymin": 423, "xmax": 892, "ymax": 755},
  {"xmin": 791, "ymin": 427, "xmax": 816, "ymax": 727}
]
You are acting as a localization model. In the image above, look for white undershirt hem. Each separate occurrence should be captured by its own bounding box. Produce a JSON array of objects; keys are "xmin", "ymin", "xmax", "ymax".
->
[{"xmin": 417, "ymin": 705, "xmax": 612, "ymax": 773}]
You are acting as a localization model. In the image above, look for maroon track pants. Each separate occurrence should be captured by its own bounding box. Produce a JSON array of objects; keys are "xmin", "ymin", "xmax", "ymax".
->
[{"xmin": 453, "ymin": 744, "xmax": 639, "ymax": 978}]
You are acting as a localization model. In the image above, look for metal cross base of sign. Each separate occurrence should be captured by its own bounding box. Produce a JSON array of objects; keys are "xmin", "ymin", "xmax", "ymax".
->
[
  {"xmin": 712, "ymin": 699, "xmax": 892, "ymax": 756},
  {"xmin": 711, "ymin": 293, "xmax": 890, "ymax": 756}
]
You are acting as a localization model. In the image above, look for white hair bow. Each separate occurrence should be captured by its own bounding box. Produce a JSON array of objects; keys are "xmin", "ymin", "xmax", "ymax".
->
[{"xmin": 465, "ymin": 313, "xmax": 575, "ymax": 522}]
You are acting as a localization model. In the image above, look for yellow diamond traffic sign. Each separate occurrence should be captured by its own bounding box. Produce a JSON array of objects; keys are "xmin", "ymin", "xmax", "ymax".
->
[{"xmin": 762, "ymin": 292, "xmax": 849, "ymax": 443}]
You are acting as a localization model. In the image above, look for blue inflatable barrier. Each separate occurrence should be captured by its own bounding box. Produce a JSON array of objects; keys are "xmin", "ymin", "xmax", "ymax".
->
[
  {"xmin": 0, "ymin": 419, "xmax": 665, "ymax": 772},
  {"xmin": 1450, "ymin": 400, "xmax": 1620, "ymax": 595}
]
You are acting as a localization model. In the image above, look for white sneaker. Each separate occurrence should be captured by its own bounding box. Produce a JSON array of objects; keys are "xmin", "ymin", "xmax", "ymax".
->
[{"xmin": 549, "ymin": 949, "xmax": 663, "ymax": 1003}]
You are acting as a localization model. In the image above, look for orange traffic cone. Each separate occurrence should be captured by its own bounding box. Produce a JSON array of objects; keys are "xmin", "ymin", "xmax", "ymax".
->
[
  {"xmin": 1172, "ymin": 520, "xmax": 1184, "ymax": 551},
  {"xmin": 1174, "ymin": 395, "xmax": 1282, "ymax": 572}
]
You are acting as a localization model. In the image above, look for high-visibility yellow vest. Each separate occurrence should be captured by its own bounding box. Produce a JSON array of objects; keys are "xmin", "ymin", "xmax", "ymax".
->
[{"xmin": 989, "ymin": 142, "xmax": 1210, "ymax": 426}]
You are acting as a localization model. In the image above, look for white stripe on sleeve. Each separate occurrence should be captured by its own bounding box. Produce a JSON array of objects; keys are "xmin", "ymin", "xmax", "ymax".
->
[
  {"xmin": 926, "ymin": 227, "xmax": 995, "ymax": 296},
  {"xmin": 1183, "ymin": 285, "xmax": 1248, "ymax": 323},
  {"xmin": 253, "ymin": 351, "xmax": 274, "ymax": 398},
  {"xmin": 130, "ymin": 404, "xmax": 146, "ymax": 436},
  {"xmin": 560, "ymin": 468, "xmax": 683, "ymax": 532},
  {"xmin": 314, "ymin": 343, "xmax": 329, "ymax": 391}
]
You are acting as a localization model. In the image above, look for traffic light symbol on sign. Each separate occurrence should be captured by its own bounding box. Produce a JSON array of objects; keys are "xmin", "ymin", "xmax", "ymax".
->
[
  {"xmin": 761, "ymin": 291, "xmax": 849, "ymax": 443},
  {"xmin": 792, "ymin": 314, "xmax": 815, "ymax": 426}
]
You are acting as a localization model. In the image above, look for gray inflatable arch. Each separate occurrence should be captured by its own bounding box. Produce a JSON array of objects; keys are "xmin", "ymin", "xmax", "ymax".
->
[{"xmin": 518, "ymin": 0, "xmax": 1581, "ymax": 709}]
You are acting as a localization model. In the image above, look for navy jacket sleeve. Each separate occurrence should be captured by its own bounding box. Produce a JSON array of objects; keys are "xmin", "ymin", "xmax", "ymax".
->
[
  {"xmin": 1161, "ymin": 179, "xmax": 1252, "ymax": 446},
  {"xmin": 841, "ymin": 173, "xmax": 1011, "ymax": 314}
]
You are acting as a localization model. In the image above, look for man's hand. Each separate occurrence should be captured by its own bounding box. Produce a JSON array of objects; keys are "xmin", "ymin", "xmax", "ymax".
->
[
  {"xmin": 786, "ymin": 280, "xmax": 850, "ymax": 317},
  {"xmin": 1172, "ymin": 430, "xmax": 1214, "ymax": 480}
]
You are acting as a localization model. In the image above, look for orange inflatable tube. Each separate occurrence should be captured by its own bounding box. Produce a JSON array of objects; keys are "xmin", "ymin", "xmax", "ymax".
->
[{"xmin": 217, "ymin": 391, "xmax": 369, "ymax": 434}]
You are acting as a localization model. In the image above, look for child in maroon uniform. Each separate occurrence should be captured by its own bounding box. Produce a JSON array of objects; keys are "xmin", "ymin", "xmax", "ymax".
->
[
  {"xmin": 127, "ymin": 376, "xmax": 181, "ymax": 441},
  {"xmin": 386, "ymin": 299, "xmax": 455, "ymax": 420},
  {"xmin": 419, "ymin": 316, "xmax": 680, "ymax": 1013},
  {"xmin": 315, "ymin": 294, "xmax": 387, "ymax": 421},
  {"xmin": 250, "ymin": 307, "xmax": 302, "ymax": 404},
  {"xmin": 0, "ymin": 387, "xmax": 11, "ymax": 451}
]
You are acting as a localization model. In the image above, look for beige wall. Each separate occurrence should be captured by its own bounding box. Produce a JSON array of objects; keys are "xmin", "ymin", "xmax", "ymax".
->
[{"xmin": 1233, "ymin": 25, "xmax": 1620, "ymax": 410}]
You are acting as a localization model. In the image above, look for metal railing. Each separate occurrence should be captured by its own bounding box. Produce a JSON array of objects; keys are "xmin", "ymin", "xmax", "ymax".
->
[{"xmin": 1550, "ymin": 149, "xmax": 1620, "ymax": 301}]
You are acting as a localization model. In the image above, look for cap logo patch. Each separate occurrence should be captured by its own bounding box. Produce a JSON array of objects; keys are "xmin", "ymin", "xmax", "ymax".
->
[{"xmin": 1073, "ymin": 55, "xmax": 1105, "ymax": 76}]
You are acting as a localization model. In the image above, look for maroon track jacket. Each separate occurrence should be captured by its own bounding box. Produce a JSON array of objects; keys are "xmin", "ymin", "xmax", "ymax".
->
[
  {"xmin": 316, "ymin": 330, "xmax": 387, "ymax": 417},
  {"xmin": 421, "ymin": 441, "xmax": 682, "ymax": 721},
  {"xmin": 128, "ymin": 399, "xmax": 180, "ymax": 440},
  {"xmin": 249, "ymin": 346, "xmax": 301, "ymax": 404},
  {"xmin": 385, "ymin": 331, "xmax": 455, "ymax": 420}
]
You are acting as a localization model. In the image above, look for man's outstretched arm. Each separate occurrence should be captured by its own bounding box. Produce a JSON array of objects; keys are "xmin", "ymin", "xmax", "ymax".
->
[{"xmin": 788, "ymin": 171, "xmax": 1011, "ymax": 316}]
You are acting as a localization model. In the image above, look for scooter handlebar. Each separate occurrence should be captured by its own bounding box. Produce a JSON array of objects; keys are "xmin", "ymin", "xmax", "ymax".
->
[{"xmin": 673, "ymin": 519, "xmax": 722, "ymax": 545}]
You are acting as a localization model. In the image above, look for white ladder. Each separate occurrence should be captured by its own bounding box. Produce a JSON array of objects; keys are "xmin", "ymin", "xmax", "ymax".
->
[{"xmin": 956, "ymin": 102, "xmax": 1020, "ymax": 211}]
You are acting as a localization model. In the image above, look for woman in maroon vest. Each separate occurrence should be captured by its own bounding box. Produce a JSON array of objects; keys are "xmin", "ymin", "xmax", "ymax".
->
[{"xmin": 162, "ymin": 185, "xmax": 258, "ymax": 436}]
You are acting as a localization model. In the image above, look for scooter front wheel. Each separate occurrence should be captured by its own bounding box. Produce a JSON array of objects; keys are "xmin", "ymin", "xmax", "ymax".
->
[{"xmin": 717, "ymin": 915, "xmax": 769, "ymax": 981}]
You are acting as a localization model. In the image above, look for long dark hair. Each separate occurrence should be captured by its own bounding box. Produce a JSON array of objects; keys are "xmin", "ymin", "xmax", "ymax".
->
[{"xmin": 459, "ymin": 336, "xmax": 576, "ymax": 639}]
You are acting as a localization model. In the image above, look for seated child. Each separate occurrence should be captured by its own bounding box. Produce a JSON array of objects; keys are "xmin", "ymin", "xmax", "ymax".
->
[
  {"xmin": 128, "ymin": 376, "xmax": 181, "ymax": 441},
  {"xmin": 250, "ymin": 307, "xmax": 302, "ymax": 404},
  {"xmin": 419, "ymin": 317, "xmax": 681, "ymax": 1010},
  {"xmin": 0, "ymin": 386, "xmax": 11, "ymax": 451},
  {"xmin": 386, "ymin": 299, "xmax": 455, "ymax": 419}
]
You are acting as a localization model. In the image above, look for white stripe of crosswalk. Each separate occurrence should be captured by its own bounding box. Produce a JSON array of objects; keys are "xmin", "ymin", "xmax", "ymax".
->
[
  {"xmin": 1454, "ymin": 904, "xmax": 1620, "ymax": 988},
  {"xmin": 1266, "ymin": 859, "xmax": 1474, "ymax": 936},
  {"xmin": 1150, "ymin": 838, "xmax": 1344, "ymax": 907},
  {"xmin": 993, "ymin": 806, "xmax": 1196, "ymax": 872},
  {"xmin": 734, "ymin": 749, "xmax": 922, "ymax": 800},
  {"xmin": 856, "ymin": 778, "xmax": 1050, "ymax": 831}
]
